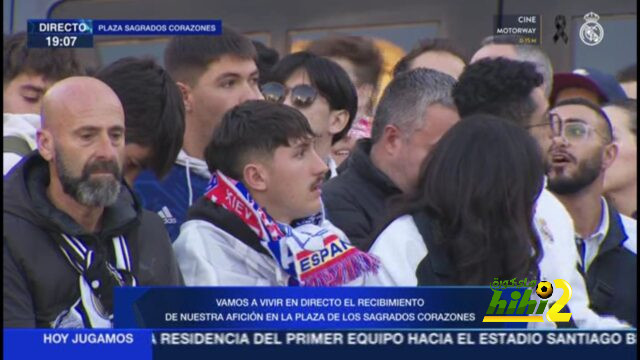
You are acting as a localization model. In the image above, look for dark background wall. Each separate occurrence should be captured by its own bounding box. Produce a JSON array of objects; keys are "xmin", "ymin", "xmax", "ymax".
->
[{"xmin": 4, "ymin": 0, "xmax": 637, "ymax": 76}]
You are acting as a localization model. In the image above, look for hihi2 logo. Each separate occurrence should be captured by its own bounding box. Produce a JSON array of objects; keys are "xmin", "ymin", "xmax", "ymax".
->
[{"xmin": 482, "ymin": 279, "xmax": 572, "ymax": 323}]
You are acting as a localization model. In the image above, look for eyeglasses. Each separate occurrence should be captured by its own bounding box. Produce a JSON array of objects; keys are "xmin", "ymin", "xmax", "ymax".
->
[
  {"xmin": 526, "ymin": 113, "xmax": 611, "ymax": 143},
  {"xmin": 260, "ymin": 82, "xmax": 318, "ymax": 108}
]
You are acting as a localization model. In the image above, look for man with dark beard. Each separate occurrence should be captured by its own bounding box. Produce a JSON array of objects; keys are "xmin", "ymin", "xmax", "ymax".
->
[
  {"xmin": 546, "ymin": 97, "xmax": 637, "ymax": 326},
  {"xmin": 3, "ymin": 77, "xmax": 183, "ymax": 328}
]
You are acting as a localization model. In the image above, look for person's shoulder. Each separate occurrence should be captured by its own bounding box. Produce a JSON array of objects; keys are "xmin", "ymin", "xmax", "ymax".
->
[
  {"xmin": 175, "ymin": 218, "xmax": 239, "ymax": 247},
  {"xmin": 536, "ymin": 189, "xmax": 573, "ymax": 222},
  {"xmin": 371, "ymin": 214, "xmax": 421, "ymax": 250}
]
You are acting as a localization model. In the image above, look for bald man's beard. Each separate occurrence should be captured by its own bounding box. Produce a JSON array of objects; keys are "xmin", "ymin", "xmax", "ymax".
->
[{"xmin": 54, "ymin": 146, "xmax": 123, "ymax": 207}]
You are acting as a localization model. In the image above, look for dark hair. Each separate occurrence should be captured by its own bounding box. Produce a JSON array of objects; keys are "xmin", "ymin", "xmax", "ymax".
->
[
  {"xmin": 393, "ymin": 38, "xmax": 467, "ymax": 77},
  {"xmin": 252, "ymin": 40, "xmax": 280, "ymax": 86},
  {"xmin": 371, "ymin": 68, "xmax": 456, "ymax": 144},
  {"xmin": 267, "ymin": 51, "xmax": 357, "ymax": 144},
  {"xmin": 478, "ymin": 35, "xmax": 553, "ymax": 97},
  {"xmin": 554, "ymin": 97, "xmax": 614, "ymax": 142},
  {"xmin": 306, "ymin": 34, "xmax": 383, "ymax": 88},
  {"xmin": 394, "ymin": 115, "xmax": 544, "ymax": 284},
  {"xmin": 95, "ymin": 57, "xmax": 185, "ymax": 178},
  {"xmin": 617, "ymin": 63, "xmax": 636, "ymax": 83},
  {"xmin": 3, "ymin": 31, "xmax": 85, "ymax": 85},
  {"xmin": 205, "ymin": 100, "xmax": 315, "ymax": 179},
  {"xmin": 453, "ymin": 57, "xmax": 543, "ymax": 127},
  {"xmin": 605, "ymin": 98, "xmax": 637, "ymax": 140},
  {"xmin": 164, "ymin": 26, "xmax": 256, "ymax": 86}
]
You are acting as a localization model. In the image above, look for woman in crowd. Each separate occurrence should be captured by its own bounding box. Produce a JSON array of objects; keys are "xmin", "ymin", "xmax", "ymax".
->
[{"xmin": 366, "ymin": 115, "xmax": 544, "ymax": 286}]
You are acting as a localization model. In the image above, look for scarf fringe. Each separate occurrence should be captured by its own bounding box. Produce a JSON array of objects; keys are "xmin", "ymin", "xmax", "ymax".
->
[{"xmin": 302, "ymin": 251, "xmax": 380, "ymax": 287}]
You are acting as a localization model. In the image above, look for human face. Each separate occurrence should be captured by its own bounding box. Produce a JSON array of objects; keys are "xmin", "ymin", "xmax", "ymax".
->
[
  {"xmin": 188, "ymin": 55, "xmax": 262, "ymax": 134},
  {"xmin": 470, "ymin": 44, "xmax": 518, "ymax": 64},
  {"xmin": 603, "ymin": 105, "xmax": 637, "ymax": 193},
  {"xmin": 50, "ymin": 99, "xmax": 126, "ymax": 207},
  {"xmin": 410, "ymin": 51, "xmax": 466, "ymax": 79},
  {"xmin": 331, "ymin": 135, "xmax": 356, "ymax": 166},
  {"xmin": 545, "ymin": 104, "xmax": 615, "ymax": 195},
  {"xmin": 3, "ymin": 73, "xmax": 52, "ymax": 114},
  {"xmin": 123, "ymin": 143, "xmax": 152, "ymax": 186},
  {"xmin": 283, "ymin": 69, "xmax": 336, "ymax": 158},
  {"xmin": 392, "ymin": 104, "xmax": 459, "ymax": 193},
  {"xmin": 262, "ymin": 138, "xmax": 329, "ymax": 223}
]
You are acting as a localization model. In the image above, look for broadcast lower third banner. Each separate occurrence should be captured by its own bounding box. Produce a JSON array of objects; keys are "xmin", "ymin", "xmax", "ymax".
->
[
  {"xmin": 4, "ymin": 288, "xmax": 637, "ymax": 359},
  {"xmin": 4, "ymin": 329, "xmax": 636, "ymax": 359}
]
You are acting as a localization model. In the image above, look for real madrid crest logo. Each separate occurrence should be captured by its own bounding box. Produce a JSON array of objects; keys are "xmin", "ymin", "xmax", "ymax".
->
[{"xmin": 579, "ymin": 12, "xmax": 604, "ymax": 46}]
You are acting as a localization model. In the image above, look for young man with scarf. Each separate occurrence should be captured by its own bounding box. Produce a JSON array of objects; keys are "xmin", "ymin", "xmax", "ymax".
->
[
  {"xmin": 173, "ymin": 100, "xmax": 379, "ymax": 286},
  {"xmin": 3, "ymin": 77, "xmax": 183, "ymax": 328}
]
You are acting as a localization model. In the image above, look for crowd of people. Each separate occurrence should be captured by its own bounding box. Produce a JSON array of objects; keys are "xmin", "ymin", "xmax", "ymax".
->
[{"xmin": 3, "ymin": 27, "xmax": 636, "ymax": 329}]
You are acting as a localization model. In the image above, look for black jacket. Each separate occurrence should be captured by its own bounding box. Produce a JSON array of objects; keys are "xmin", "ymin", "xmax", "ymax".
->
[
  {"xmin": 3, "ymin": 153, "xmax": 184, "ymax": 328},
  {"xmin": 322, "ymin": 139, "xmax": 402, "ymax": 250},
  {"xmin": 584, "ymin": 204, "xmax": 637, "ymax": 327}
]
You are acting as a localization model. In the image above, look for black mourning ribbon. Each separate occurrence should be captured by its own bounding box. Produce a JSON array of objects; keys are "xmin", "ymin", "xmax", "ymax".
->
[{"xmin": 554, "ymin": 15, "xmax": 568, "ymax": 44}]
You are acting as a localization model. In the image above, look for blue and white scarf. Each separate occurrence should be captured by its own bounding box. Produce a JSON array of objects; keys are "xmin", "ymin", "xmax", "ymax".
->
[
  {"xmin": 52, "ymin": 234, "xmax": 136, "ymax": 328},
  {"xmin": 205, "ymin": 170, "xmax": 379, "ymax": 286}
]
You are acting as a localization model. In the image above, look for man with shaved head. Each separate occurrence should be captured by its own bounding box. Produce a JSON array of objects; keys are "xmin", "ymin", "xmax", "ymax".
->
[{"xmin": 4, "ymin": 77, "xmax": 183, "ymax": 328}]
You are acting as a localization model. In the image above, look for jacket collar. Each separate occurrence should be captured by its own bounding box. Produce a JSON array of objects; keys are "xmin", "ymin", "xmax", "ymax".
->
[
  {"xmin": 187, "ymin": 196, "xmax": 271, "ymax": 257},
  {"xmin": 598, "ymin": 200, "xmax": 628, "ymax": 256},
  {"xmin": 5, "ymin": 152, "xmax": 141, "ymax": 238},
  {"xmin": 347, "ymin": 139, "xmax": 402, "ymax": 196}
]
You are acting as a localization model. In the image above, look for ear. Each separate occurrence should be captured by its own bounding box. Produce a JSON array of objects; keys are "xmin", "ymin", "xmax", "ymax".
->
[
  {"xmin": 381, "ymin": 124, "xmax": 403, "ymax": 156},
  {"xmin": 242, "ymin": 163, "xmax": 268, "ymax": 192},
  {"xmin": 328, "ymin": 109, "xmax": 350, "ymax": 136},
  {"xmin": 601, "ymin": 142, "xmax": 618, "ymax": 170},
  {"xmin": 37, "ymin": 129, "xmax": 54, "ymax": 161},
  {"xmin": 176, "ymin": 81, "xmax": 194, "ymax": 113}
]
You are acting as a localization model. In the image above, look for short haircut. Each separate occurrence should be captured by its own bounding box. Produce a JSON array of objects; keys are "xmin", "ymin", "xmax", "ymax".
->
[
  {"xmin": 205, "ymin": 100, "xmax": 315, "ymax": 180},
  {"xmin": 480, "ymin": 35, "xmax": 553, "ymax": 97},
  {"xmin": 267, "ymin": 51, "xmax": 357, "ymax": 144},
  {"xmin": 453, "ymin": 57, "xmax": 543, "ymax": 128},
  {"xmin": 617, "ymin": 63, "xmax": 637, "ymax": 83},
  {"xmin": 306, "ymin": 34, "xmax": 383, "ymax": 88},
  {"xmin": 605, "ymin": 98, "xmax": 637, "ymax": 139},
  {"xmin": 393, "ymin": 38, "xmax": 467, "ymax": 77},
  {"xmin": 252, "ymin": 40, "xmax": 280, "ymax": 86},
  {"xmin": 554, "ymin": 97, "xmax": 613, "ymax": 142},
  {"xmin": 164, "ymin": 26, "xmax": 256, "ymax": 86},
  {"xmin": 95, "ymin": 57, "xmax": 185, "ymax": 178},
  {"xmin": 371, "ymin": 68, "xmax": 456, "ymax": 144},
  {"xmin": 3, "ymin": 32, "xmax": 84, "ymax": 86}
]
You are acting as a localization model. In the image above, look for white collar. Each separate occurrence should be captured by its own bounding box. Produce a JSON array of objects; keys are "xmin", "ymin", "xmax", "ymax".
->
[
  {"xmin": 327, "ymin": 156, "xmax": 338, "ymax": 179},
  {"xmin": 584, "ymin": 197, "xmax": 609, "ymax": 245}
]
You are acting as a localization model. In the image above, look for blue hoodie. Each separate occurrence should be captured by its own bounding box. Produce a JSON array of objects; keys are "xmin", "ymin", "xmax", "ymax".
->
[{"xmin": 134, "ymin": 150, "xmax": 210, "ymax": 242}]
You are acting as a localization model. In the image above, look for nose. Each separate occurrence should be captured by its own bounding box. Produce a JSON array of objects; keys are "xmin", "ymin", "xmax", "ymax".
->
[
  {"xmin": 94, "ymin": 132, "xmax": 120, "ymax": 161},
  {"xmin": 283, "ymin": 95, "xmax": 293, "ymax": 107},
  {"xmin": 550, "ymin": 131, "xmax": 569, "ymax": 147},
  {"xmin": 311, "ymin": 148, "xmax": 329, "ymax": 176},
  {"xmin": 241, "ymin": 81, "xmax": 263, "ymax": 102}
]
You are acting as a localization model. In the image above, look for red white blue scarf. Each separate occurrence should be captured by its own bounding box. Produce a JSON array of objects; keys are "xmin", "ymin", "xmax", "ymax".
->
[{"xmin": 205, "ymin": 170, "xmax": 379, "ymax": 286}]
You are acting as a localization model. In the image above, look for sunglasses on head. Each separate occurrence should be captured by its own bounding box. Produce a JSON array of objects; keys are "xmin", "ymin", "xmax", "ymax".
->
[{"xmin": 260, "ymin": 82, "xmax": 318, "ymax": 108}]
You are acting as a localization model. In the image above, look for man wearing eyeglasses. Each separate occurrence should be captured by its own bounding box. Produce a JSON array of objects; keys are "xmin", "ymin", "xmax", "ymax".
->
[
  {"xmin": 453, "ymin": 57, "xmax": 629, "ymax": 329},
  {"xmin": 545, "ymin": 97, "xmax": 637, "ymax": 327}
]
